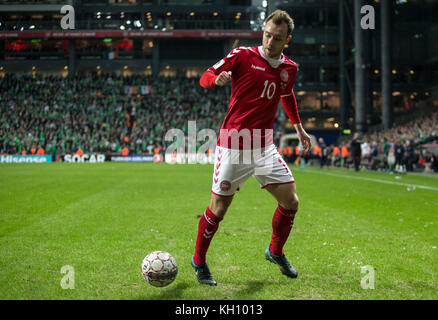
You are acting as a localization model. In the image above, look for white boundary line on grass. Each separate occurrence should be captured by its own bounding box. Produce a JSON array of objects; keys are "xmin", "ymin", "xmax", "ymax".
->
[{"xmin": 301, "ymin": 169, "xmax": 438, "ymax": 192}]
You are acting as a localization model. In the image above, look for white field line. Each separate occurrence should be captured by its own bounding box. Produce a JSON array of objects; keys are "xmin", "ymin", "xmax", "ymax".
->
[{"xmin": 301, "ymin": 169, "xmax": 438, "ymax": 192}]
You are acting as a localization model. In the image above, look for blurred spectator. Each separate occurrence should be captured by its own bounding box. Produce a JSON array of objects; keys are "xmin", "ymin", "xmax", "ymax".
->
[
  {"xmin": 394, "ymin": 139, "xmax": 405, "ymax": 172},
  {"xmin": 318, "ymin": 137, "xmax": 327, "ymax": 168},
  {"xmin": 350, "ymin": 133, "xmax": 362, "ymax": 172}
]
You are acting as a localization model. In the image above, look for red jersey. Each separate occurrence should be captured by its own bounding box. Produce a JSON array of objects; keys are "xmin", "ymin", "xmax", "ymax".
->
[{"xmin": 206, "ymin": 46, "xmax": 298, "ymax": 149}]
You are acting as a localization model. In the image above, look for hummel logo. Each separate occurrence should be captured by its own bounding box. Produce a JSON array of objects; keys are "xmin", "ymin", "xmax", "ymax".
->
[
  {"xmin": 227, "ymin": 48, "xmax": 241, "ymax": 59},
  {"xmin": 251, "ymin": 64, "xmax": 265, "ymax": 71},
  {"xmin": 203, "ymin": 230, "xmax": 213, "ymax": 239},
  {"xmin": 204, "ymin": 212, "xmax": 216, "ymax": 226}
]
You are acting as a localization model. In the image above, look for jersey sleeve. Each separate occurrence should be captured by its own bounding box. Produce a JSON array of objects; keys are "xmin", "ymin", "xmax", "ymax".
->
[
  {"xmin": 207, "ymin": 47, "xmax": 244, "ymax": 76},
  {"xmin": 281, "ymin": 91, "xmax": 301, "ymax": 125},
  {"xmin": 199, "ymin": 71, "xmax": 218, "ymax": 88},
  {"xmin": 280, "ymin": 64, "xmax": 298, "ymax": 98}
]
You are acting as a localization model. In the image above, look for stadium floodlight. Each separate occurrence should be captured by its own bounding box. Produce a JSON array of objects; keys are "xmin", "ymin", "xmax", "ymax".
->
[
  {"xmin": 120, "ymin": 25, "xmax": 125, "ymax": 30},
  {"xmin": 126, "ymin": 20, "xmax": 131, "ymax": 25}
]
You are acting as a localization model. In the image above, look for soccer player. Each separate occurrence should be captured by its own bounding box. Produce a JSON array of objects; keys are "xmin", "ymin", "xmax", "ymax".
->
[{"xmin": 191, "ymin": 10, "xmax": 312, "ymax": 286}]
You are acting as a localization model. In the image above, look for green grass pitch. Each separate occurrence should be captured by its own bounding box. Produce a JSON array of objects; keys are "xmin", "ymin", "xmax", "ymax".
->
[{"xmin": 1, "ymin": 162, "xmax": 437, "ymax": 300}]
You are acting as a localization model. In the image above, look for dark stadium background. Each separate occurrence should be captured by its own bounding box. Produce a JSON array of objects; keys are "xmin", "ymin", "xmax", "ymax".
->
[{"xmin": 0, "ymin": 0, "xmax": 437, "ymax": 172}]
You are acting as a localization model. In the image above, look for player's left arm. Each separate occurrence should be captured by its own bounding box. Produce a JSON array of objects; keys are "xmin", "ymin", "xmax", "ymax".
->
[{"xmin": 281, "ymin": 91, "xmax": 312, "ymax": 152}]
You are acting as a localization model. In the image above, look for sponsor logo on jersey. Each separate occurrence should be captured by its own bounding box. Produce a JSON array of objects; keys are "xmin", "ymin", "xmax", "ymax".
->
[{"xmin": 251, "ymin": 64, "xmax": 266, "ymax": 71}]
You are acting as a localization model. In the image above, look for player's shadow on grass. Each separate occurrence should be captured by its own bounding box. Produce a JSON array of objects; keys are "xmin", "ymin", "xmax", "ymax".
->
[
  {"xmin": 137, "ymin": 281, "xmax": 189, "ymax": 300},
  {"xmin": 235, "ymin": 280, "xmax": 266, "ymax": 297}
]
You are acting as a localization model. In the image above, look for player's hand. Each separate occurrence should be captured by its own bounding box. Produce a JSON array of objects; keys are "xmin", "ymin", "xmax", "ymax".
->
[
  {"xmin": 297, "ymin": 127, "xmax": 312, "ymax": 153},
  {"xmin": 215, "ymin": 71, "xmax": 232, "ymax": 86}
]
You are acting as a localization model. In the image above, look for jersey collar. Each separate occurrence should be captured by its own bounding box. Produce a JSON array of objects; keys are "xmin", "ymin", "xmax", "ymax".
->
[{"xmin": 257, "ymin": 45, "xmax": 284, "ymax": 69}]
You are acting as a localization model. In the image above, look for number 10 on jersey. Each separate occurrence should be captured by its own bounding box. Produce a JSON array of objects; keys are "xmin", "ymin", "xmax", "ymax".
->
[{"xmin": 260, "ymin": 80, "xmax": 276, "ymax": 100}]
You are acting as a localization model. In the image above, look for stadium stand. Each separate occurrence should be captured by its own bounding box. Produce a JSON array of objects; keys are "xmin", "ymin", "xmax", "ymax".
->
[
  {"xmin": 0, "ymin": 73, "xmax": 231, "ymax": 156},
  {"xmin": 300, "ymin": 111, "xmax": 438, "ymax": 173},
  {"xmin": 1, "ymin": 0, "xmax": 437, "ymax": 173},
  {"xmin": 1, "ymin": 72, "xmax": 436, "ymax": 172}
]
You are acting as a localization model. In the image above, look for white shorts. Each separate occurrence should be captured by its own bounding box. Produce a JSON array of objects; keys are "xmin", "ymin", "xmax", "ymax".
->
[{"xmin": 211, "ymin": 144, "xmax": 294, "ymax": 197}]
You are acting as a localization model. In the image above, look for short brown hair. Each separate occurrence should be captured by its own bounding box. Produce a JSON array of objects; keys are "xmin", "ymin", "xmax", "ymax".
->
[{"xmin": 265, "ymin": 10, "xmax": 294, "ymax": 36}]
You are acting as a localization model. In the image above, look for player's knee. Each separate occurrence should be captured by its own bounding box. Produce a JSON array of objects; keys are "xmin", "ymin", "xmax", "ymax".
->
[
  {"xmin": 209, "ymin": 197, "xmax": 232, "ymax": 218},
  {"xmin": 280, "ymin": 194, "xmax": 299, "ymax": 211},
  {"xmin": 210, "ymin": 203, "xmax": 228, "ymax": 218}
]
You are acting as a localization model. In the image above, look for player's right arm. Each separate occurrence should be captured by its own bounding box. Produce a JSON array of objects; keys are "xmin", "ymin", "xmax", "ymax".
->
[
  {"xmin": 199, "ymin": 47, "xmax": 243, "ymax": 89},
  {"xmin": 200, "ymin": 70, "xmax": 232, "ymax": 88}
]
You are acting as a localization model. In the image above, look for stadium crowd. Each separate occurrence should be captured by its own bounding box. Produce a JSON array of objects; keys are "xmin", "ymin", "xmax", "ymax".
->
[
  {"xmin": 0, "ymin": 72, "xmax": 232, "ymax": 157},
  {"xmin": 289, "ymin": 111, "xmax": 438, "ymax": 173},
  {"xmin": 1, "ymin": 73, "xmax": 437, "ymax": 173}
]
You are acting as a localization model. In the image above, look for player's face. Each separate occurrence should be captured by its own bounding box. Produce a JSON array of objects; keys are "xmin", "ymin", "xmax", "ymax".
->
[{"xmin": 262, "ymin": 20, "xmax": 291, "ymax": 59}]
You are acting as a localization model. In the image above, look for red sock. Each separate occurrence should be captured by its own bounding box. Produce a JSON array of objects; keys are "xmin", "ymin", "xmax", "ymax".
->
[
  {"xmin": 193, "ymin": 206, "xmax": 223, "ymax": 266},
  {"xmin": 269, "ymin": 205, "xmax": 297, "ymax": 256}
]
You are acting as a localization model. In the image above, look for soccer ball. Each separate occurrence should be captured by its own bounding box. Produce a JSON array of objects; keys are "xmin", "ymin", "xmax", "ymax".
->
[{"xmin": 141, "ymin": 251, "xmax": 178, "ymax": 287}]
